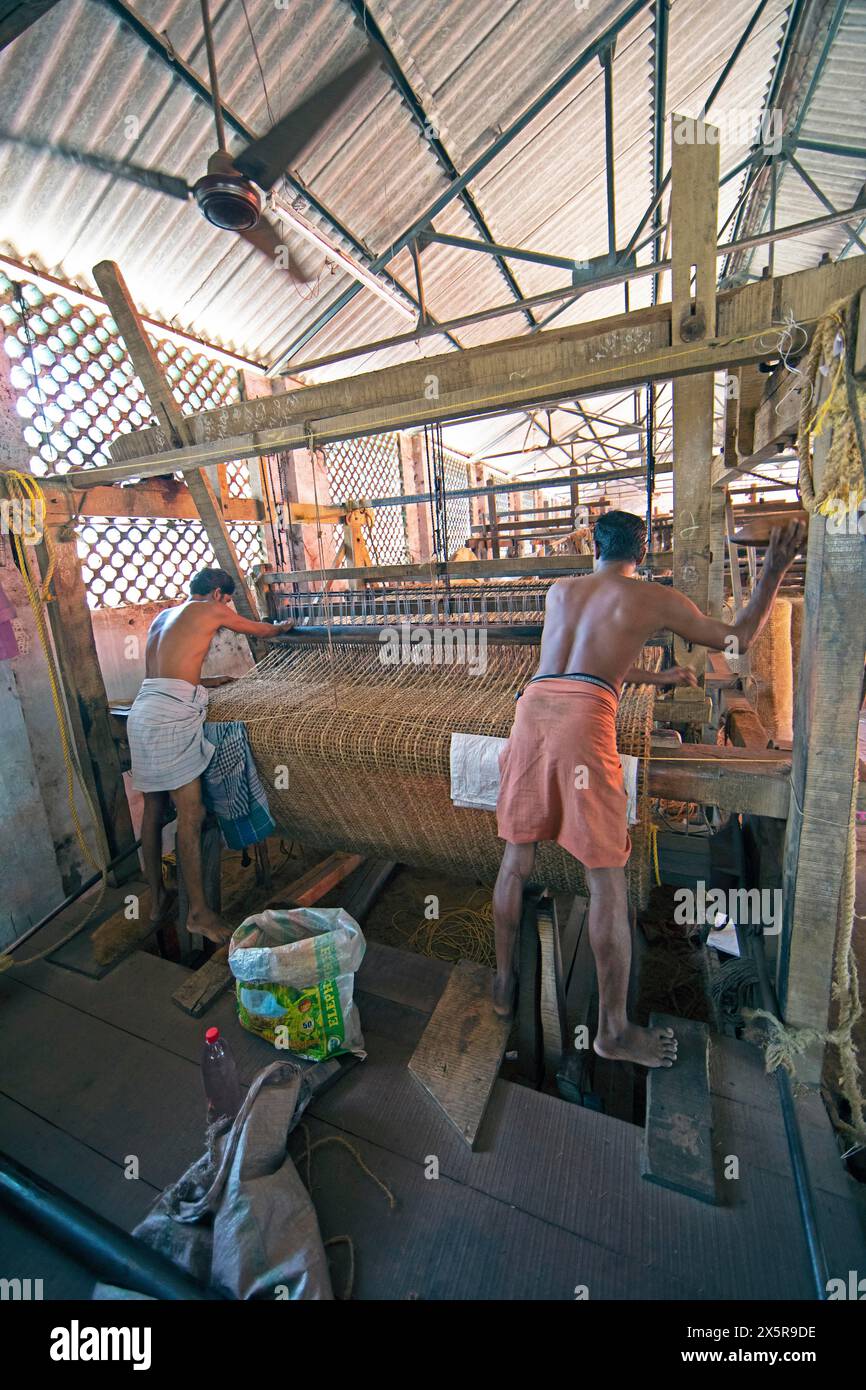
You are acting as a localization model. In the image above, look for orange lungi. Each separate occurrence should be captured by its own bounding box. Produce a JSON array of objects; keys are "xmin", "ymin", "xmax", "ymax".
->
[{"xmin": 496, "ymin": 677, "xmax": 631, "ymax": 868}]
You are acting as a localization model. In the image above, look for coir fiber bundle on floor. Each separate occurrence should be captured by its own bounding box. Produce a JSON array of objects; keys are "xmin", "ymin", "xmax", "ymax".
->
[{"xmin": 209, "ymin": 640, "xmax": 656, "ymax": 907}]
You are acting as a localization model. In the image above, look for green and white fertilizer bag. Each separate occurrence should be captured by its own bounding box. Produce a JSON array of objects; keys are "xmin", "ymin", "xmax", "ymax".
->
[{"xmin": 228, "ymin": 908, "xmax": 366, "ymax": 1061}]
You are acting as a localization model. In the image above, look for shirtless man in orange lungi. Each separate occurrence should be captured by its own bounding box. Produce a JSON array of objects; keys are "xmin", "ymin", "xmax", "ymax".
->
[{"xmin": 493, "ymin": 510, "xmax": 804, "ymax": 1067}]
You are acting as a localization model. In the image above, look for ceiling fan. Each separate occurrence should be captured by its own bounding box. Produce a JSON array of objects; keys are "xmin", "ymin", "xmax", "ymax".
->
[{"xmin": 2, "ymin": 0, "xmax": 379, "ymax": 285}]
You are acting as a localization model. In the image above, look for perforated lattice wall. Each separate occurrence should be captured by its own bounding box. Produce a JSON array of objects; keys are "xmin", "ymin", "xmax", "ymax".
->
[
  {"xmin": 224, "ymin": 459, "xmax": 254, "ymax": 499},
  {"xmin": 76, "ymin": 518, "xmax": 265, "ymax": 610},
  {"xmin": 442, "ymin": 450, "xmax": 472, "ymax": 553},
  {"xmin": 2, "ymin": 271, "xmax": 264, "ymax": 607},
  {"xmin": 323, "ymin": 433, "xmax": 408, "ymax": 565},
  {"xmin": 0, "ymin": 272, "xmax": 241, "ymax": 475}
]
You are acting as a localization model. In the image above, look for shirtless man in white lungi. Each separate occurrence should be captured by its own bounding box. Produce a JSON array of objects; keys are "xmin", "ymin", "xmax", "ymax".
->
[{"xmin": 127, "ymin": 568, "xmax": 293, "ymax": 942}]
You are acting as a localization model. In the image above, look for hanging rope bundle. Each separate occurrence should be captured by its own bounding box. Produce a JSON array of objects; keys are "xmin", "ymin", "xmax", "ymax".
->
[{"xmin": 798, "ymin": 293, "xmax": 866, "ymax": 513}]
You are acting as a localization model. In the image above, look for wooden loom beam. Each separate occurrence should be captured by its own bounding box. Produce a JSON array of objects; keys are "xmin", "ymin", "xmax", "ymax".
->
[
  {"xmin": 91, "ymin": 261, "xmax": 260, "ymax": 623},
  {"xmin": 38, "ymin": 255, "xmax": 866, "ymax": 487},
  {"xmin": 670, "ymin": 113, "xmax": 718, "ymax": 691}
]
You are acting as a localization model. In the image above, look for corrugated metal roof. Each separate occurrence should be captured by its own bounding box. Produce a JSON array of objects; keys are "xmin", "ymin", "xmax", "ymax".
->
[{"xmin": 0, "ymin": 0, "xmax": 861, "ymax": 488}]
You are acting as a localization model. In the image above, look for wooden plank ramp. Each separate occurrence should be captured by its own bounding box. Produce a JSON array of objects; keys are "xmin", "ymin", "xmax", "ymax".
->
[
  {"xmin": 408, "ymin": 960, "xmax": 510, "ymax": 1148},
  {"xmin": 641, "ymin": 1011, "xmax": 716, "ymax": 1203}
]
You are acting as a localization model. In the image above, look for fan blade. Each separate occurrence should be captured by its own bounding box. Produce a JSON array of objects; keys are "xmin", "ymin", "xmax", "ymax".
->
[
  {"xmin": 237, "ymin": 212, "xmax": 318, "ymax": 284},
  {"xmin": 234, "ymin": 47, "xmax": 379, "ymax": 191},
  {"xmin": 0, "ymin": 133, "xmax": 192, "ymax": 201}
]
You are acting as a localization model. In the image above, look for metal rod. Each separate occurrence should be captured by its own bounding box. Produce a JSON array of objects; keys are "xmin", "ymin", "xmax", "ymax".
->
[
  {"xmin": 796, "ymin": 137, "xmax": 866, "ymax": 160},
  {"xmin": 0, "ymin": 1152, "xmax": 222, "ymax": 1300},
  {"xmin": 351, "ymin": 462, "xmax": 673, "ymax": 512},
  {"xmin": 787, "ymin": 154, "xmax": 866, "ymax": 255},
  {"xmin": 746, "ymin": 939, "xmax": 830, "ymax": 1300},
  {"xmin": 285, "ymin": 201, "xmax": 866, "ymax": 376},
  {"xmin": 198, "ymin": 0, "xmax": 226, "ymax": 151},
  {"xmin": 419, "ymin": 230, "xmax": 580, "ymax": 273},
  {"xmin": 651, "ymin": 0, "xmax": 669, "ymax": 305},
  {"xmin": 266, "ymin": 0, "xmax": 655, "ymax": 373},
  {"xmin": 602, "ymin": 42, "xmax": 618, "ymax": 258},
  {"xmin": 789, "ymin": 0, "xmax": 848, "ymax": 144},
  {"xmin": 343, "ymin": 0, "xmax": 533, "ymax": 326}
]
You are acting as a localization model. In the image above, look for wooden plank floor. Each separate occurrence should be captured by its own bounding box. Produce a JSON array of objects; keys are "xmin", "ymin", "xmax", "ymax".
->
[{"xmin": 0, "ymin": 940, "xmax": 864, "ymax": 1300}]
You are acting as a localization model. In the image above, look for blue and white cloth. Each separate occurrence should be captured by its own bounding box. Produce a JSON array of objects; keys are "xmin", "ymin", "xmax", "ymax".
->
[{"xmin": 202, "ymin": 720, "xmax": 276, "ymax": 849}]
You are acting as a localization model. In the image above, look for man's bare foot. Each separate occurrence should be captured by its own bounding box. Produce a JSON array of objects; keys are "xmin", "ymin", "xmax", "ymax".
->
[
  {"xmin": 593, "ymin": 1023, "xmax": 677, "ymax": 1068},
  {"xmin": 492, "ymin": 969, "xmax": 517, "ymax": 1018},
  {"xmin": 187, "ymin": 910, "xmax": 232, "ymax": 945},
  {"xmin": 149, "ymin": 886, "xmax": 177, "ymax": 927}
]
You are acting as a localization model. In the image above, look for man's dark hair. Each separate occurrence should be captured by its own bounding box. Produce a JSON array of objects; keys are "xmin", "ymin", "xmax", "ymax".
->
[
  {"xmin": 592, "ymin": 510, "xmax": 646, "ymax": 563},
  {"xmin": 189, "ymin": 567, "xmax": 236, "ymax": 597}
]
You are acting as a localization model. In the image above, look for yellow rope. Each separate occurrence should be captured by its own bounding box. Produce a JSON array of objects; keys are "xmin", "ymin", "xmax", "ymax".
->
[
  {"xmin": 0, "ymin": 471, "xmax": 109, "ymax": 970},
  {"xmin": 649, "ymin": 823, "xmax": 661, "ymax": 887},
  {"xmin": 296, "ymin": 1121, "xmax": 396, "ymax": 1299},
  {"xmin": 393, "ymin": 890, "xmax": 497, "ymax": 967},
  {"xmin": 798, "ymin": 297, "xmax": 866, "ymax": 513}
]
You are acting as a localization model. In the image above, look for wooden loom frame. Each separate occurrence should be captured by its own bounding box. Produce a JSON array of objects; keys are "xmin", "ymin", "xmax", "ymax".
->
[{"xmin": 15, "ymin": 115, "xmax": 866, "ymax": 1081}]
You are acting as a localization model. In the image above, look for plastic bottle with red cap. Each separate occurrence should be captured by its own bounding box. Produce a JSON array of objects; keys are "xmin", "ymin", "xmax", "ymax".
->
[{"xmin": 201, "ymin": 1025, "xmax": 242, "ymax": 1123}]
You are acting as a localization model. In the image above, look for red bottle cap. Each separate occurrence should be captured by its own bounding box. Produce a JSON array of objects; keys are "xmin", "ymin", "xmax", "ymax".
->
[{"xmin": 205, "ymin": 1027, "xmax": 220, "ymax": 1043}]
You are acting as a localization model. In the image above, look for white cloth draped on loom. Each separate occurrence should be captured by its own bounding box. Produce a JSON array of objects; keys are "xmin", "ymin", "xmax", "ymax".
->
[{"xmin": 449, "ymin": 731, "xmax": 640, "ymax": 825}]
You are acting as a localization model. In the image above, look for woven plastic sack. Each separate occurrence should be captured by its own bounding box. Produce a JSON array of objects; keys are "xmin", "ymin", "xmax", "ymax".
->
[{"xmin": 228, "ymin": 908, "xmax": 366, "ymax": 1061}]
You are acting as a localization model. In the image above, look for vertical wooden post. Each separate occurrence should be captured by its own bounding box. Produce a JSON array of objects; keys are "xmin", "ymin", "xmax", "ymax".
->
[
  {"xmin": 670, "ymin": 114, "xmax": 719, "ymax": 683},
  {"xmin": 36, "ymin": 532, "xmax": 137, "ymax": 881},
  {"xmin": 399, "ymin": 433, "xmax": 423, "ymax": 561},
  {"xmin": 92, "ymin": 261, "xmax": 259, "ymax": 622},
  {"xmin": 778, "ymin": 472, "xmax": 866, "ymax": 1080},
  {"xmin": 410, "ymin": 434, "xmax": 433, "ymax": 560},
  {"xmin": 239, "ymin": 371, "xmax": 281, "ymax": 576}
]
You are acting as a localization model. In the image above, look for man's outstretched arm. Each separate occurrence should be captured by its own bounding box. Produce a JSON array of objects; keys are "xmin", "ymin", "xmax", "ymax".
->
[
  {"xmin": 217, "ymin": 608, "xmax": 294, "ymax": 638},
  {"xmin": 660, "ymin": 521, "xmax": 804, "ymax": 656}
]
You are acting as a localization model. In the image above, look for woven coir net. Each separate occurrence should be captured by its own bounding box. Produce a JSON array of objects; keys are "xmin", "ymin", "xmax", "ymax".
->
[{"xmin": 209, "ymin": 640, "xmax": 656, "ymax": 907}]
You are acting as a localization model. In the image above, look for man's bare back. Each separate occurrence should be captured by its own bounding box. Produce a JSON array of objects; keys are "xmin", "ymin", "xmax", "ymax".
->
[
  {"xmin": 536, "ymin": 519, "xmax": 805, "ymax": 688},
  {"xmin": 146, "ymin": 596, "xmax": 293, "ymax": 686},
  {"xmin": 490, "ymin": 511, "xmax": 805, "ymax": 1068},
  {"xmin": 133, "ymin": 573, "xmax": 293, "ymax": 947}
]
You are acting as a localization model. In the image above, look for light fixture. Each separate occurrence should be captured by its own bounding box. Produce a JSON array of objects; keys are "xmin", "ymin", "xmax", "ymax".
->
[{"xmin": 269, "ymin": 194, "xmax": 418, "ymax": 325}]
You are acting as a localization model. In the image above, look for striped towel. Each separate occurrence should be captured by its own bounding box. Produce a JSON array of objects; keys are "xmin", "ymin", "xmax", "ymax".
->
[
  {"xmin": 128, "ymin": 678, "xmax": 214, "ymax": 793},
  {"xmin": 202, "ymin": 720, "xmax": 276, "ymax": 849}
]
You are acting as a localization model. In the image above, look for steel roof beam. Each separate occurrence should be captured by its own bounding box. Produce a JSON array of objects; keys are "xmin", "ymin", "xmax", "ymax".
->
[
  {"xmin": 343, "ymin": 0, "xmax": 534, "ymax": 327},
  {"xmin": 787, "ymin": 153, "xmax": 866, "ymax": 254},
  {"xmin": 538, "ymin": 0, "xmax": 772, "ymax": 336},
  {"xmin": 267, "ymin": 0, "xmax": 656, "ymax": 373},
  {"xmin": 725, "ymin": 0, "xmax": 845, "ymax": 281},
  {"xmin": 98, "ymin": 0, "xmax": 461, "ymax": 350}
]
